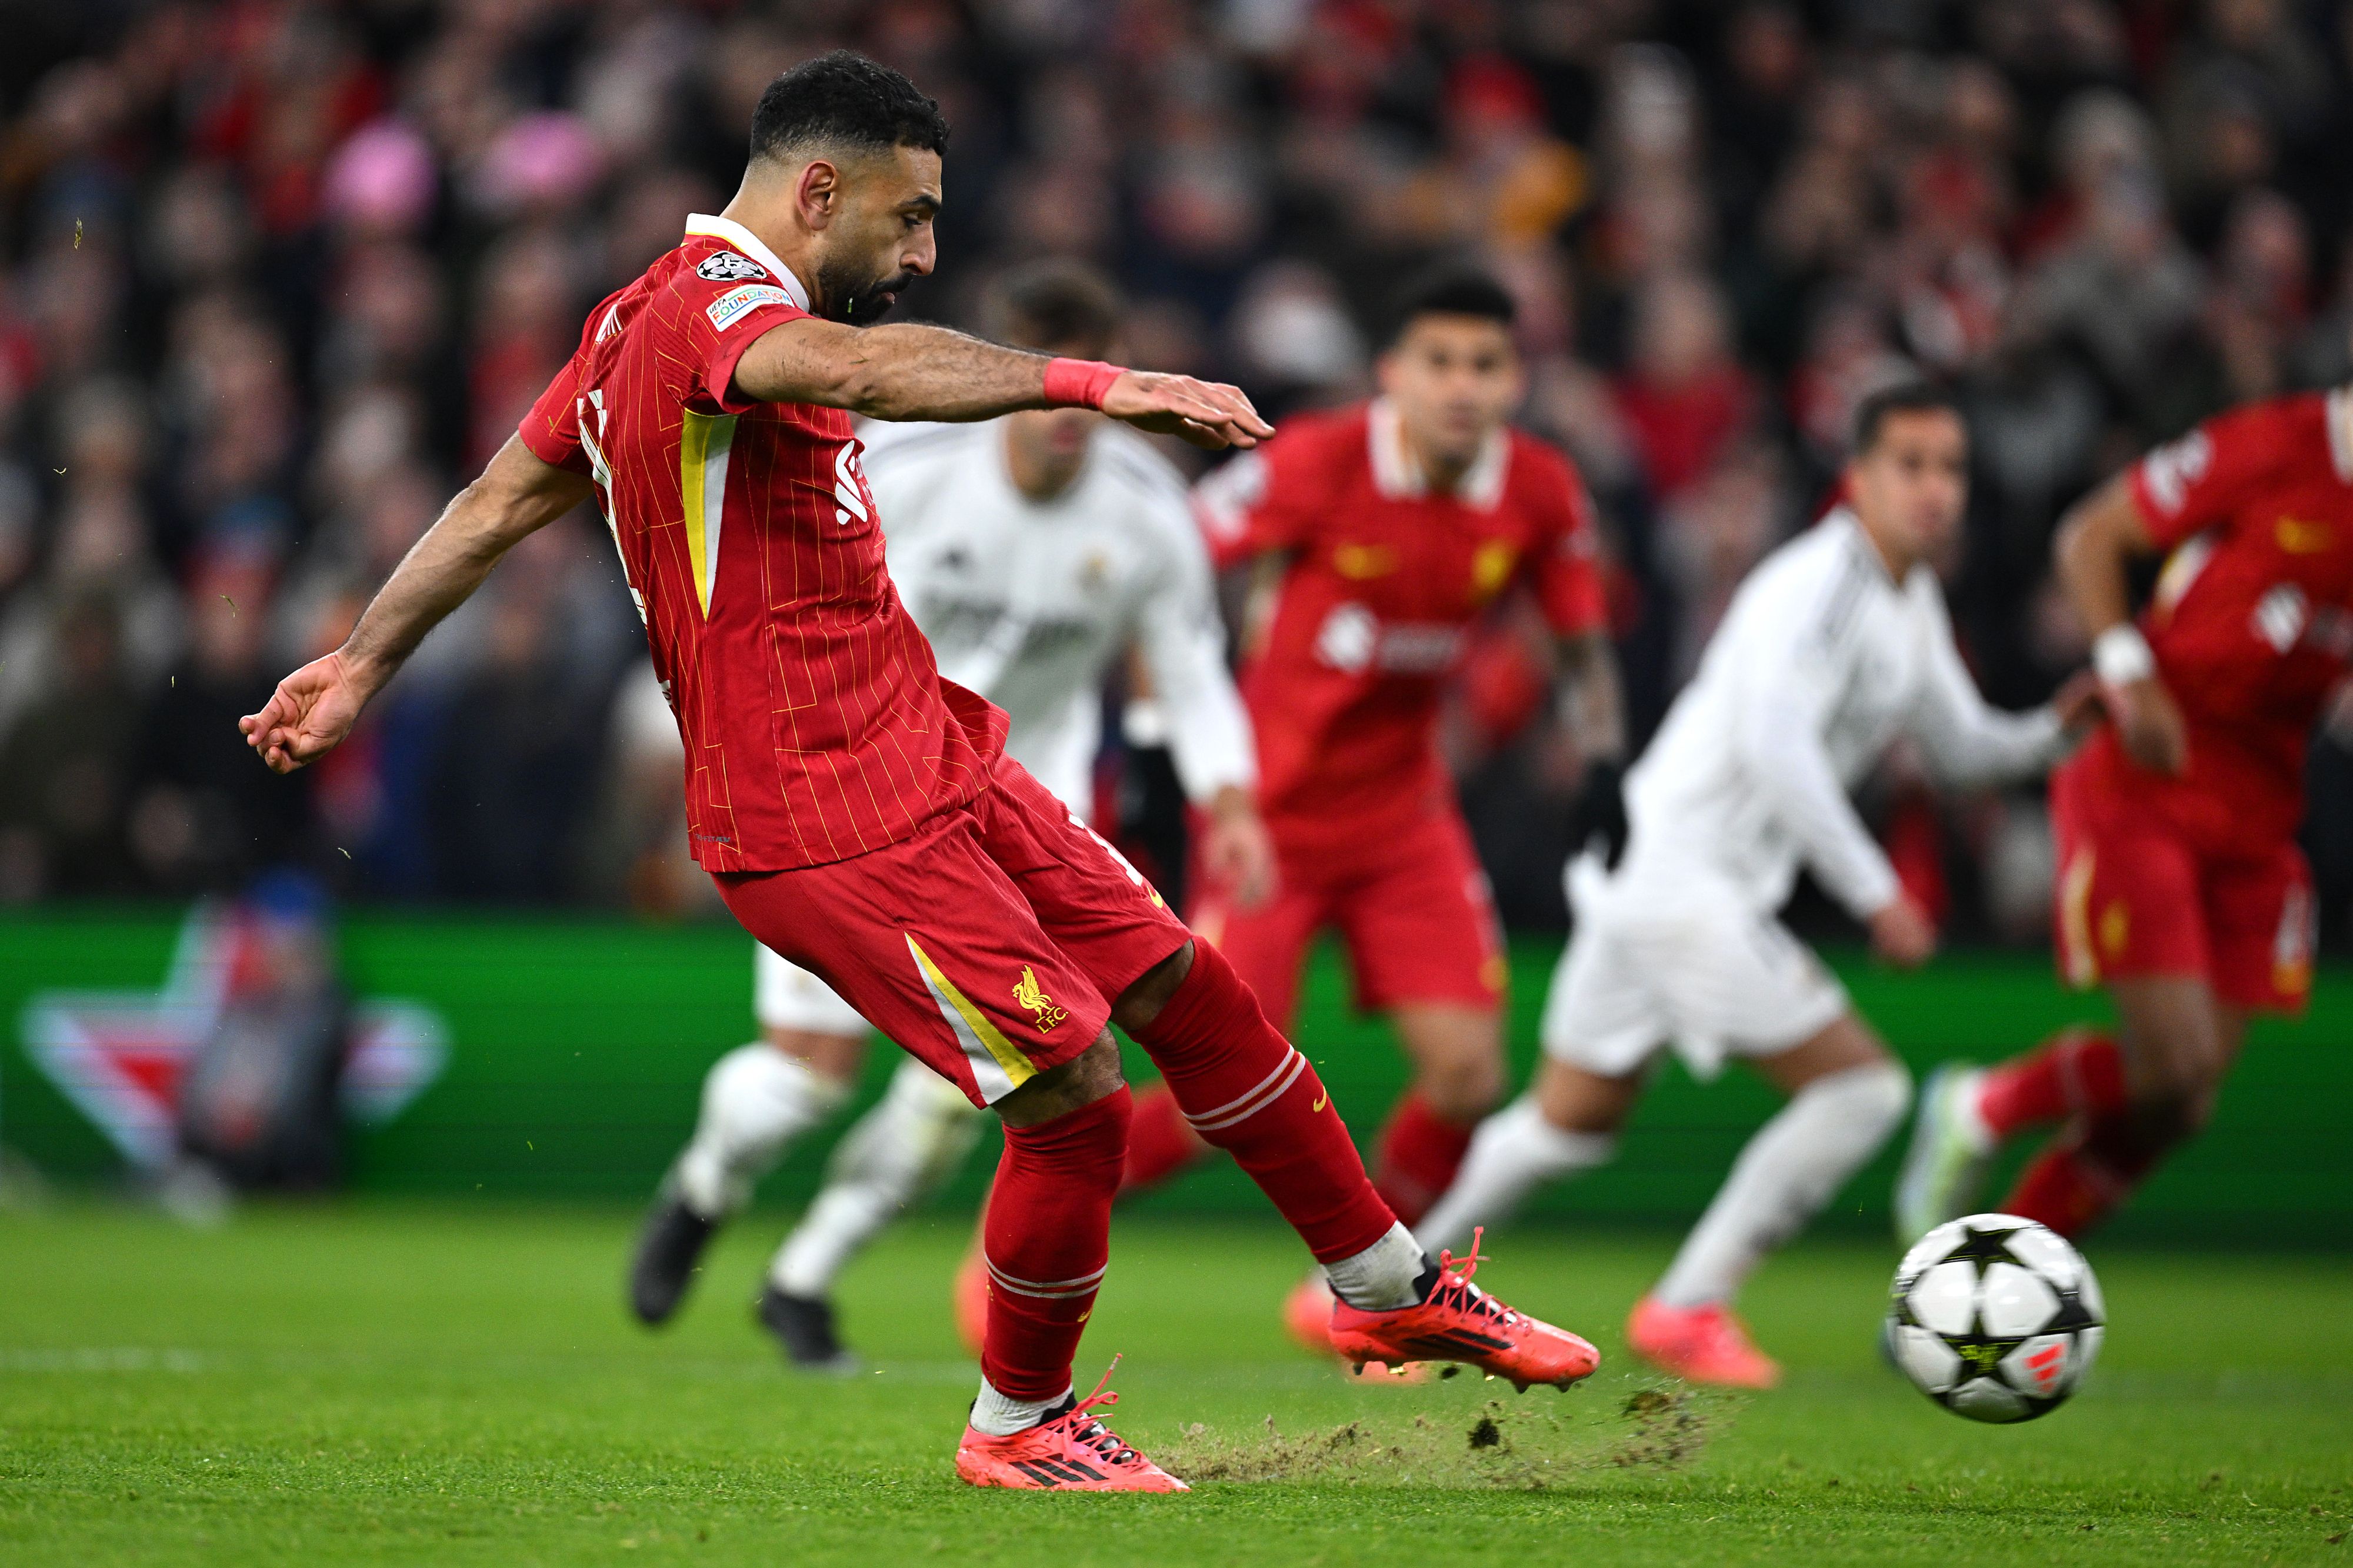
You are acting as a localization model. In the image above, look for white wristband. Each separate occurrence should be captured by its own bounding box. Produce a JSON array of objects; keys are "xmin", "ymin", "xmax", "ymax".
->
[{"xmin": 2092, "ymin": 623, "xmax": 2155, "ymax": 686}]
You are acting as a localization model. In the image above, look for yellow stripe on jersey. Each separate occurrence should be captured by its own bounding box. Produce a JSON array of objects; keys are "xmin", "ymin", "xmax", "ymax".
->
[
  {"xmin": 906, "ymin": 935, "xmax": 1038, "ymax": 1097},
  {"xmin": 679, "ymin": 410, "xmax": 739, "ymax": 615}
]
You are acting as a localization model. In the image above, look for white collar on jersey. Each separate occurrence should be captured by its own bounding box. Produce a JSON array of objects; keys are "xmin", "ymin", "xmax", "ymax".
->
[
  {"xmin": 1367, "ymin": 396, "xmax": 1510, "ymax": 510},
  {"xmin": 2327, "ymin": 384, "xmax": 2353, "ymax": 483},
  {"xmin": 682, "ymin": 213, "xmax": 812, "ymax": 312}
]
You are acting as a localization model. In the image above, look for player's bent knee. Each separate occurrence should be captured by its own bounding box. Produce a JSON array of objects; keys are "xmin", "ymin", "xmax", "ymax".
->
[
  {"xmin": 994, "ymin": 1030, "xmax": 1128, "ymax": 1129},
  {"xmin": 1822, "ymin": 1058, "xmax": 1913, "ymax": 1142},
  {"xmin": 1109, "ymin": 940, "xmax": 1196, "ymax": 1035}
]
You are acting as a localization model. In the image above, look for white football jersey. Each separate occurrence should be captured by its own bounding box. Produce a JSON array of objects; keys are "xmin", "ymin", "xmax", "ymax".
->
[
  {"xmin": 1613, "ymin": 507, "xmax": 2065, "ymax": 919},
  {"xmin": 861, "ymin": 419, "xmax": 1254, "ymax": 812}
]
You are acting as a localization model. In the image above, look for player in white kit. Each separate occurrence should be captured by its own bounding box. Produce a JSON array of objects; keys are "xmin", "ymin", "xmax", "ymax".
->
[
  {"xmin": 1415, "ymin": 383, "xmax": 2102, "ymax": 1387},
  {"xmin": 626, "ymin": 263, "xmax": 1271, "ymax": 1366}
]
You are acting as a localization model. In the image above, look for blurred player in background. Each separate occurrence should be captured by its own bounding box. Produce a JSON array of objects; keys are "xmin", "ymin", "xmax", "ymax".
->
[
  {"xmin": 1154, "ymin": 269, "xmax": 1627, "ymax": 1349},
  {"xmin": 1899, "ymin": 383, "xmax": 2353, "ymax": 1242},
  {"xmin": 242, "ymin": 51, "xmax": 1599, "ymax": 1492},
  {"xmin": 1419, "ymin": 384, "xmax": 2101, "ymax": 1387},
  {"xmin": 625, "ymin": 259, "xmax": 1275, "ymax": 1370}
]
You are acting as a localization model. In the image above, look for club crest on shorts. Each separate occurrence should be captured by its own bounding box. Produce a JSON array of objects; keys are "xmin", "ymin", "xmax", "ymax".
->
[
  {"xmin": 1012, "ymin": 966, "xmax": 1069, "ymax": 1032},
  {"xmin": 696, "ymin": 250, "xmax": 766, "ymax": 282}
]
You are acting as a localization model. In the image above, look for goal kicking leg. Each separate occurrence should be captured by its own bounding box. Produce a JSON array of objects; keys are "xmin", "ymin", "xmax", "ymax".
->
[{"xmin": 706, "ymin": 759, "xmax": 1601, "ymax": 1492}]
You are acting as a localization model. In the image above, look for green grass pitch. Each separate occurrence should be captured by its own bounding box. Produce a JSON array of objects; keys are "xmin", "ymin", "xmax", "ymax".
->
[{"xmin": 4, "ymin": 1201, "xmax": 2350, "ymax": 1564}]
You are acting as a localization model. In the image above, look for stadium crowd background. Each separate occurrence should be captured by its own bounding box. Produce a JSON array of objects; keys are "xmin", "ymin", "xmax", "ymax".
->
[{"xmin": 0, "ymin": 0, "xmax": 2348, "ymax": 950}]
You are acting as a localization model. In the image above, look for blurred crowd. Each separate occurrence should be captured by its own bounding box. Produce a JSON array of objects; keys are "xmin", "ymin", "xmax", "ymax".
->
[{"xmin": 0, "ymin": 0, "xmax": 2349, "ymax": 948}]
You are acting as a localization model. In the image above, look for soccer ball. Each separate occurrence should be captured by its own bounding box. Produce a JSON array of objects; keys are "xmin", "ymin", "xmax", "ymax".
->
[{"xmin": 1886, "ymin": 1212, "xmax": 2104, "ymax": 1423}]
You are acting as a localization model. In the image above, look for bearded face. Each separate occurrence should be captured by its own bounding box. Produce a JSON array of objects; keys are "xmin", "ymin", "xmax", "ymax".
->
[{"xmin": 816, "ymin": 252, "xmax": 917, "ymax": 325}]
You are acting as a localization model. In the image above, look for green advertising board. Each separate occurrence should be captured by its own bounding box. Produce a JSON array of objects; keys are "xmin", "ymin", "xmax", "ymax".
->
[{"xmin": 3, "ymin": 909, "xmax": 2346, "ymax": 1245}]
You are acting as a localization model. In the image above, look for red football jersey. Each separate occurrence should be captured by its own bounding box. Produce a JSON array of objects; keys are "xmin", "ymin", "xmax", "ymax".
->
[
  {"xmin": 2094, "ymin": 387, "xmax": 2353, "ymax": 852},
  {"xmin": 519, "ymin": 214, "xmax": 1003, "ymax": 872},
  {"xmin": 1194, "ymin": 399, "xmax": 1608, "ymax": 855}
]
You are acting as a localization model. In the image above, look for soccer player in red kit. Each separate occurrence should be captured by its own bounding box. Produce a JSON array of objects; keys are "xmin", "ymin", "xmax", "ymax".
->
[
  {"xmin": 1114, "ymin": 270, "xmax": 1627, "ymax": 1346},
  {"xmin": 239, "ymin": 52, "xmax": 1597, "ymax": 1490},
  {"xmin": 1898, "ymin": 385, "xmax": 2353, "ymax": 1240}
]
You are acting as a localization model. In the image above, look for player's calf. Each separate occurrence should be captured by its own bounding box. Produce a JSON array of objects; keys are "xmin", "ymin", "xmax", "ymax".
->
[
  {"xmin": 1122, "ymin": 942, "xmax": 1605, "ymax": 1379},
  {"xmin": 1988, "ymin": 978, "xmax": 2246, "ymax": 1238},
  {"xmin": 1900, "ymin": 1027, "xmax": 2137, "ymax": 1239},
  {"xmin": 1122, "ymin": 940, "xmax": 1399, "ymax": 1266},
  {"xmin": 2002, "ymin": 1083, "xmax": 2217, "ymax": 1238},
  {"xmin": 630, "ymin": 1040, "xmax": 853, "ymax": 1325},
  {"xmin": 974, "ymin": 1062, "xmax": 1129, "ymax": 1428},
  {"xmin": 1652, "ymin": 1048, "xmax": 1909, "ymax": 1326}
]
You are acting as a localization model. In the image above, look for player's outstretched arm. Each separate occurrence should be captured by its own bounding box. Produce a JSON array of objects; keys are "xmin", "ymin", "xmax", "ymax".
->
[
  {"xmin": 2054, "ymin": 473, "xmax": 2187, "ymax": 775},
  {"xmin": 730, "ymin": 318, "xmax": 1272, "ymax": 450},
  {"xmin": 240, "ymin": 437, "xmax": 594, "ymax": 774}
]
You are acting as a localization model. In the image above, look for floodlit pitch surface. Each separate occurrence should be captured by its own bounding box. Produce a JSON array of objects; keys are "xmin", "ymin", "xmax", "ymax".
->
[{"xmin": 2, "ymin": 1205, "xmax": 2348, "ymax": 1564}]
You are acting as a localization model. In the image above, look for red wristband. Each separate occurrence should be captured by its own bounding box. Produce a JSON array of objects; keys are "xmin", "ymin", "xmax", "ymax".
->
[{"xmin": 1043, "ymin": 357, "xmax": 1123, "ymax": 409}]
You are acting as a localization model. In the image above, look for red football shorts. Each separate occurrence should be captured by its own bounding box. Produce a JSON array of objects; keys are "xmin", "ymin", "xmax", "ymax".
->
[
  {"xmin": 1191, "ymin": 805, "xmax": 1505, "ymax": 1030},
  {"xmin": 2050, "ymin": 752, "xmax": 2315, "ymax": 1014},
  {"xmin": 714, "ymin": 757, "xmax": 1190, "ymax": 1106}
]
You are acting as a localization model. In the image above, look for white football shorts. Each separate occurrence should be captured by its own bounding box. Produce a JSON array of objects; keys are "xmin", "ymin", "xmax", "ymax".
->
[
  {"xmin": 1539, "ymin": 855, "xmax": 1849, "ymax": 1080},
  {"xmin": 753, "ymin": 942, "xmax": 872, "ymax": 1037}
]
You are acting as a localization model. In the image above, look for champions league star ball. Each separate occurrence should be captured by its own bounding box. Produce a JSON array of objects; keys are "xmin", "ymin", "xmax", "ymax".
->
[{"xmin": 1887, "ymin": 1213, "xmax": 2104, "ymax": 1423}]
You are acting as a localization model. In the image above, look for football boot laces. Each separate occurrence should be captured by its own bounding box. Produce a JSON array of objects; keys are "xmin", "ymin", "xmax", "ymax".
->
[
  {"xmin": 1058, "ymin": 1356, "xmax": 1146, "ymax": 1472},
  {"xmin": 1429, "ymin": 1227, "xmax": 1522, "ymax": 1337}
]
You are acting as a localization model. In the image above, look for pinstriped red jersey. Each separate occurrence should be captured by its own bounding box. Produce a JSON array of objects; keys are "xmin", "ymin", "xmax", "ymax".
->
[{"xmin": 519, "ymin": 214, "xmax": 1005, "ymax": 871}]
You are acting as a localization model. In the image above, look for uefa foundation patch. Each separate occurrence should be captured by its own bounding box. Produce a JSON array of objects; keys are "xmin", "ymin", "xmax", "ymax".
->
[{"xmin": 707, "ymin": 283, "xmax": 789, "ymax": 330}]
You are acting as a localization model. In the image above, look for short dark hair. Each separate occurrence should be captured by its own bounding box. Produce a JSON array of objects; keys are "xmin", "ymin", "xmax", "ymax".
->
[
  {"xmin": 1852, "ymin": 379, "xmax": 1963, "ymax": 453},
  {"xmin": 1388, "ymin": 265, "xmax": 1517, "ymax": 344},
  {"xmin": 749, "ymin": 50, "xmax": 950, "ymax": 164},
  {"xmin": 982, "ymin": 260, "xmax": 1124, "ymax": 358}
]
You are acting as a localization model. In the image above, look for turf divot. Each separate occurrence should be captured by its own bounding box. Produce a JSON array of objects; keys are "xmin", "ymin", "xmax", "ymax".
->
[{"xmin": 1158, "ymin": 1377, "xmax": 1734, "ymax": 1488}]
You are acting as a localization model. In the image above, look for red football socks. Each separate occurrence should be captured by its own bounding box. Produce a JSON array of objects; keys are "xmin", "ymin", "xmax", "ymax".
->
[
  {"xmin": 2000, "ymin": 1112, "xmax": 2172, "ymax": 1239},
  {"xmin": 1371, "ymin": 1092, "xmax": 1477, "ymax": 1226},
  {"xmin": 979, "ymin": 1086, "xmax": 1131, "ymax": 1402},
  {"xmin": 1977, "ymin": 1029, "xmax": 2128, "ymax": 1140},
  {"xmin": 1127, "ymin": 941, "xmax": 1398, "ymax": 1264},
  {"xmin": 1117, "ymin": 1084, "xmax": 1209, "ymax": 1196}
]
